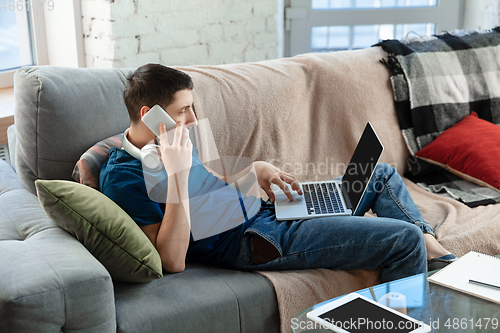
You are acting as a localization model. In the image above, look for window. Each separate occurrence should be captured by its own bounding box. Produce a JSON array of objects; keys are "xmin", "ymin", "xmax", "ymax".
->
[
  {"xmin": 285, "ymin": 0, "xmax": 465, "ymax": 56},
  {"xmin": 311, "ymin": 0, "xmax": 438, "ymax": 10},
  {"xmin": 311, "ymin": 23, "xmax": 436, "ymax": 51},
  {"xmin": 0, "ymin": 6, "xmax": 34, "ymax": 71},
  {"xmin": 0, "ymin": 0, "xmax": 50, "ymax": 88}
]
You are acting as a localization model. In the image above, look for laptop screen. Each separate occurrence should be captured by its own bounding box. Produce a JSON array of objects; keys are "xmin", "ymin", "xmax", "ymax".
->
[{"xmin": 341, "ymin": 123, "xmax": 384, "ymax": 212}]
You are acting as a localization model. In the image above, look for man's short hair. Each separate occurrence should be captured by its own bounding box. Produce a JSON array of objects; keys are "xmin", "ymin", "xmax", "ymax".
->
[{"xmin": 124, "ymin": 63, "xmax": 194, "ymax": 124}]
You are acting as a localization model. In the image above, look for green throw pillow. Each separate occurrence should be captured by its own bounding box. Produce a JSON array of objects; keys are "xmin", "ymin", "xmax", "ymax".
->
[{"xmin": 35, "ymin": 179, "xmax": 163, "ymax": 283}]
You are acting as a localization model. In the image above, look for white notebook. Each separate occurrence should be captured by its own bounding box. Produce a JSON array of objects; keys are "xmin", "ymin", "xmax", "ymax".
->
[{"xmin": 427, "ymin": 251, "xmax": 500, "ymax": 304}]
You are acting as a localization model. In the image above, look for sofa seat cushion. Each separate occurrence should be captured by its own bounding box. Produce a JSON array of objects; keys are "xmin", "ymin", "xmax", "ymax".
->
[{"xmin": 113, "ymin": 263, "xmax": 279, "ymax": 333}]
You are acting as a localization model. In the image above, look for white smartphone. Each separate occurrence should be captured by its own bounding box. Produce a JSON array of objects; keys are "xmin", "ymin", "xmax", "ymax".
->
[
  {"xmin": 306, "ymin": 293, "xmax": 431, "ymax": 333},
  {"xmin": 142, "ymin": 104, "xmax": 177, "ymax": 137}
]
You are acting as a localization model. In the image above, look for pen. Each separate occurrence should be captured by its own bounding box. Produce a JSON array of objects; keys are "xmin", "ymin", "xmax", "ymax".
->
[{"xmin": 469, "ymin": 279, "xmax": 500, "ymax": 291}]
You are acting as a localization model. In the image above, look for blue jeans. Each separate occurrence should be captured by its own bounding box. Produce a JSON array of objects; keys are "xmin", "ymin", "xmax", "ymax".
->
[{"xmin": 228, "ymin": 163, "xmax": 430, "ymax": 283}]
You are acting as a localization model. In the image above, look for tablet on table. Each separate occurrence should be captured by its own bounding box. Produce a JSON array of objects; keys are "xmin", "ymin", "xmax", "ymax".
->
[{"xmin": 306, "ymin": 293, "xmax": 431, "ymax": 333}]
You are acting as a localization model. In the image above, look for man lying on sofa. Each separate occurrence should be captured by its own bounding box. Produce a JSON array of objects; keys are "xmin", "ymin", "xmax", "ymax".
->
[{"xmin": 100, "ymin": 63, "xmax": 456, "ymax": 283}]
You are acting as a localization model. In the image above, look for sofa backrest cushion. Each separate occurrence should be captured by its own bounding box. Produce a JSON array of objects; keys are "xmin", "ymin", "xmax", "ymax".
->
[
  {"xmin": 182, "ymin": 47, "xmax": 408, "ymax": 183},
  {"xmin": 14, "ymin": 66, "xmax": 133, "ymax": 194},
  {"xmin": 14, "ymin": 48, "xmax": 406, "ymax": 195}
]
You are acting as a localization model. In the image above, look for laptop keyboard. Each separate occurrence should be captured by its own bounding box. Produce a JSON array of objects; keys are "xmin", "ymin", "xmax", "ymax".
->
[{"xmin": 303, "ymin": 182, "xmax": 345, "ymax": 215}]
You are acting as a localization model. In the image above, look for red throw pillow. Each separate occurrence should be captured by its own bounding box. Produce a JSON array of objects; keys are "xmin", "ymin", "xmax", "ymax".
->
[
  {"xmin": 72, "ymin": 134, "xmax": 123, "ymax": 189},
  {"xmin": 415, "ymin": 112, "xmax": 500, "ymax": 191}
]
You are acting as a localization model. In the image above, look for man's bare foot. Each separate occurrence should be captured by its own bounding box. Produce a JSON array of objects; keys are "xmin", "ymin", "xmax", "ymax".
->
[
  {"xmin": 423, "ymin": 234, "xmax": 452, "ymax": 260},
  {"xmin": 423, "ymin": 234, "xmax": 457, "ymax": 270}
]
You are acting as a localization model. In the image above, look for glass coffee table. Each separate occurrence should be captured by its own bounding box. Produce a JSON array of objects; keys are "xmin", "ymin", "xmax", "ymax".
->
[{"xmin": 293, "ymin": 270, "xmax": 500, "ymax": 332}]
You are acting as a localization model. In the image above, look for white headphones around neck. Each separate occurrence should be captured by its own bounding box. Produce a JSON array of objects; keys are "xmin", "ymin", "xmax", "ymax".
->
[{"xmin": 122, "ymin": 128, "xmax": 163, "ymax": 170}]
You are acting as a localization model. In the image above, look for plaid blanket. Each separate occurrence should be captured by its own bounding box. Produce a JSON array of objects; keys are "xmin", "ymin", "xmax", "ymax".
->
[
  {"xmin": 409, "ymin": 169, "xmax": 500, "ymax": 207},
  {"xmin": 375, "ymin": 27, "xmax": 500, "ymax": 207}
]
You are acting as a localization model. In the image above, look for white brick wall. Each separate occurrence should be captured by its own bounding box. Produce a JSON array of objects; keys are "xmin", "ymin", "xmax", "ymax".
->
[{"xmin": 82, "ymin": 0, "xmax": 282, "ymax": 68}]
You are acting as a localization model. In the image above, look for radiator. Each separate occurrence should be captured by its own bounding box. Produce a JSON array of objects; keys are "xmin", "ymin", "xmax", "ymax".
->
[{"xmin": 0, "ymin": 144, "xmax": 10, "ymax": 164}]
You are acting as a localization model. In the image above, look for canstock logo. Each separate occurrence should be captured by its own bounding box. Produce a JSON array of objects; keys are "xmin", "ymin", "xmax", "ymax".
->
[{"xmin": 267, "ymin": 158, "xmax": 350, "ymax": 179}]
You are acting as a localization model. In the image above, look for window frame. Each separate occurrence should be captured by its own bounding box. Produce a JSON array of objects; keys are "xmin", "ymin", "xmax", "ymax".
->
[
  {"xmin": 0, "ymin": 0, "xmax": 49, "ymax": 88},
  {"xmin": 285, "ymin": 0, "xmax": 466, "ymax": 57}
]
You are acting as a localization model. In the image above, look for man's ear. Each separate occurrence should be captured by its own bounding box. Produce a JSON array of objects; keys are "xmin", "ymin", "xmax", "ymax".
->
[{"xmin": 140, "ymin": 106, "xmax": 151, "ymax": 119}]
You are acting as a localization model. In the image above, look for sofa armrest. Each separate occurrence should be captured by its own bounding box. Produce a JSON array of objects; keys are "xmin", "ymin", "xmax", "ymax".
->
[{"xmin": 0, "ymin": 160, "xmax": 116, "ymax": 332}]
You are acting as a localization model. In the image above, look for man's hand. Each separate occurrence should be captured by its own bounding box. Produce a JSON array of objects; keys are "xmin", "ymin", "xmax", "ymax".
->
[
  {"xmin": 149, "ymin": 122, "xmax": 192, "ymax": 273},
  {"xmin": 159, "ymin": 122, "xmax": 192, "ymax": 177},
  {"xmin": 254, "ymin": 161, "xmax": 303, "ymax": 203}
]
